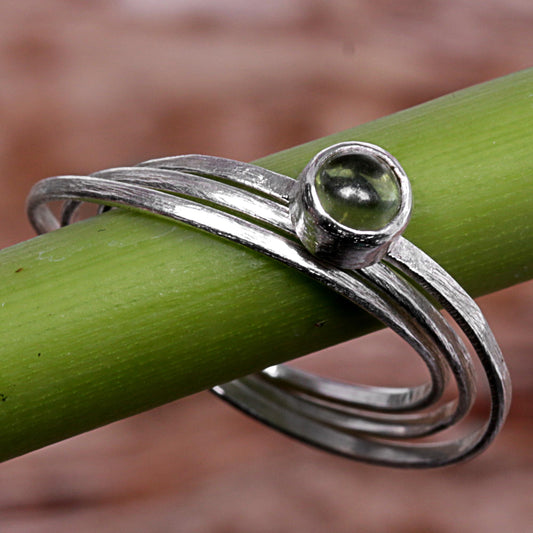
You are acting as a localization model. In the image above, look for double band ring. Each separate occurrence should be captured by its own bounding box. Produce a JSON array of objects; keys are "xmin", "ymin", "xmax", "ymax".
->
[{"xmin": 27, "ymin": 142, "xmax": 511, "ymax": 467}]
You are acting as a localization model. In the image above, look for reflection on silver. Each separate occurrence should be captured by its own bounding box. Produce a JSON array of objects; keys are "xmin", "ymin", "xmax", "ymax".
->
[{"xmin": 26, "ymin": 142, "xmax": 511, "ymax": 468}]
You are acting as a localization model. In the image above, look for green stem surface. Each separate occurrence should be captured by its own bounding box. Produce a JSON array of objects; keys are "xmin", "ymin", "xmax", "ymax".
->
[{"xmin": 1, "ymin": 69, "xmax": 532, "ymax": 462}]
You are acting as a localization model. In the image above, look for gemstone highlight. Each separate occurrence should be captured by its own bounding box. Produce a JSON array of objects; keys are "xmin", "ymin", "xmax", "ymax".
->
[{"xmin": 314, "ymin": 152, "xmax": 401, "ymax": 231}]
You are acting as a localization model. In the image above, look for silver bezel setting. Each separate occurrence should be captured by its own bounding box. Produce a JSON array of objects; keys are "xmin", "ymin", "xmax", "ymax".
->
[{"xmin": 290, "ymin": 142, "xmax": 412, "ymax": 269}]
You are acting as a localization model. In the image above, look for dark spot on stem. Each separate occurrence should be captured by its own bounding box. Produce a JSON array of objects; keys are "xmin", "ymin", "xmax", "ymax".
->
[
  {"xmin": 0, "ymin": 394, "xmax": 7, "ymax": 402},
  {"xmin": 37, "ymin": 353, "xmax": 41, "ymax": 357}
]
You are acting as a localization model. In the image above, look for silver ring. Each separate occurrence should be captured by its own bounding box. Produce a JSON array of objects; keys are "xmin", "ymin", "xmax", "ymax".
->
[{"xmin": 26, "ymin": 141, "xmax": 511, "ymax": 467}]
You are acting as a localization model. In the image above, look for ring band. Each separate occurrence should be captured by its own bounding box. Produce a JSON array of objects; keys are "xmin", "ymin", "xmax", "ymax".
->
[{"xmin": 26, "ymin": 142, "xmax": 511, "ymax": 467}]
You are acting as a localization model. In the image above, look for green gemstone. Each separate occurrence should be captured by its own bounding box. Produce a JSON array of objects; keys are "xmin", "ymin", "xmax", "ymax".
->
[{"xmin": 314, "ymin": 153, "xmax": 401, "ymax": 231}]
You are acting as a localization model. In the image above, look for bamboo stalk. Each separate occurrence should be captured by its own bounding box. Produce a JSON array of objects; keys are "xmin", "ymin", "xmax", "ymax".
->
[{"xmin": 0, "ymin": 69, "xmax": 532, "ymax": 462}]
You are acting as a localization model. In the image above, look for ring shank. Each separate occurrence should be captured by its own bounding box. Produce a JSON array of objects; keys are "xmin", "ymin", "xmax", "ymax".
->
[{"xmin": 26, "ymin": 151, "xmax": 511, "ymax": 467}]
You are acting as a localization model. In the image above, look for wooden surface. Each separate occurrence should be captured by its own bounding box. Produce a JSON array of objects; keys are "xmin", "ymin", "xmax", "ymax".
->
[{"xmin": 0, "ymin": 1, "xmax": 532, "ymax": 531}]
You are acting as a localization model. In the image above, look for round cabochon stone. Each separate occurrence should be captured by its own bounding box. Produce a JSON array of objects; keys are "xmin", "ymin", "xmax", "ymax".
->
[{"xmin": 314, "ymin": 152, "xmax": 401, "ymax": 231}]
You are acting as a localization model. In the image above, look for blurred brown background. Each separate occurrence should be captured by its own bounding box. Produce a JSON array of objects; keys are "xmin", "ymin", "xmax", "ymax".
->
[{"xmin": 0, "ymin": 1, "xmax": 532, "ymax": 532}]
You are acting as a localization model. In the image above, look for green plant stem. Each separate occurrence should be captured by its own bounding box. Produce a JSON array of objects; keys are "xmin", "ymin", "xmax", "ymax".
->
[{"xmin": 1, "ymin": 69, "xmax": 532, "ymax": 462}]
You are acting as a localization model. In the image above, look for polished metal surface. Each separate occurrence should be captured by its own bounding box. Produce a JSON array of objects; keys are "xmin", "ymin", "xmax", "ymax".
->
[{"xmin": 26, "ymin": 142, "xmax": 511, "ymax": 467}]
